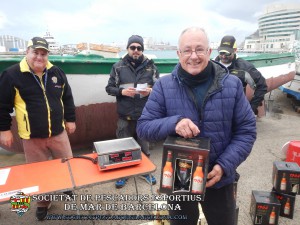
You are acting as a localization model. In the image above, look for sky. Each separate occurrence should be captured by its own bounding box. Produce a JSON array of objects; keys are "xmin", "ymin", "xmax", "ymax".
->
[{"xmin": 0, "ymin": 0, "xmax": 299, "ymax": 47}]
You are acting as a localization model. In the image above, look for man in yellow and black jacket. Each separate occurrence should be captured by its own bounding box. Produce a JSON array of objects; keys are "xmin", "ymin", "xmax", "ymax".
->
[
  {"xmin": 0, "ymin": 37, "xmax": 76, "ymax": 220},
  {"xmin": 0, "ymin": 56, "xmax": 75, "ymax": 139}
]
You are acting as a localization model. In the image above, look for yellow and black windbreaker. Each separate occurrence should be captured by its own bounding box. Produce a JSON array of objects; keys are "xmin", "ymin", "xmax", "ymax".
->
[{"xmin": 0, "ymin": 58, "xmax": 76, "ymax": 139}]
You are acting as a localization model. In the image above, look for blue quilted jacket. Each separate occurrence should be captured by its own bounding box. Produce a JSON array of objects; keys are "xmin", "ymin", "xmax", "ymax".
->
[{"xmin": 137, "ymin": 60, "xmax": 257, "ymax": 188}]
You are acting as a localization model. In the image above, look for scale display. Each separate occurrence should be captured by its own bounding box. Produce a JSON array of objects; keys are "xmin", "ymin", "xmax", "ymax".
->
[{"xmin": 109, "ymin": 151, "xmax": 133, "ymax": 163}]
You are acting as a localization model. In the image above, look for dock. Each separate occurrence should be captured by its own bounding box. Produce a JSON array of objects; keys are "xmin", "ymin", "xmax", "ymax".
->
[{"xmin": 0, "ymin": 89, "xmax": 300, "ymax": 225}]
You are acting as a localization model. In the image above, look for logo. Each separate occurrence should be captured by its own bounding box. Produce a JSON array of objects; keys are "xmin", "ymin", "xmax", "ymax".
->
[
  {"xmin": 37, "ymin": 40, "xmax": 47, "ymax": 45},
  {"xmin": 52, "ymin": 76, "xmax": 58, "ymax": 84},
  {"xmin": 10, "ymin": 192, "xmax": 31, "ymax": 216},
  {"xmin": 222, "ymin": 41, "xmax": 231, "ymax": 46}
]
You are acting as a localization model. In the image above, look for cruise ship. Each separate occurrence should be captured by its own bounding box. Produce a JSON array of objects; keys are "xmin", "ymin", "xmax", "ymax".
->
[{"xmin": 43, "ymin": 31, "xmax": 61, "ymax": 54}]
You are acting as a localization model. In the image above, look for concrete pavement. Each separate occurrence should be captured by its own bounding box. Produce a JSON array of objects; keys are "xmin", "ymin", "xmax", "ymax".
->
[{"xmin": 1, "ymin": 89, "xmax": 300, "ymax": 225}]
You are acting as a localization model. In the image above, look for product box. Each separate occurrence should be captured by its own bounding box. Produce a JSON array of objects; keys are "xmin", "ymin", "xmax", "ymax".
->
[
  {"xmin": 159, "ymin": 136, "xmax": 210, "ymax": 200},
  {"xmin": 272, "ymin": 161, "xmax": 300, "ymax": 195},
  {"xmin": 250, "ymin": 191, "xmax": 280, "ymax": 225},
  {"xmin": 272, "ymin": 188, "xmax": 296, "ymax": 219}
]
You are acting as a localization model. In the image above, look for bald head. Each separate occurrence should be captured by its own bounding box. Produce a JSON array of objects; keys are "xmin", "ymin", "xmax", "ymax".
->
[{"xmin": 178, "ymin": 27, "xmax": 210, "ymax": 49}]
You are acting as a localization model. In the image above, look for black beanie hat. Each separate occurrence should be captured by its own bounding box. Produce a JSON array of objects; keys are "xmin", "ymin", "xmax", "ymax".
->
[{"xmin": 127, "ymin": 35, "xmax": 144, "ymax": 51}]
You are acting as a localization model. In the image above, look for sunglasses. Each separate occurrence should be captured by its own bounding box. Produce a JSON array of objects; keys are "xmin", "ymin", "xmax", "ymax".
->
[
  {"xmin": 129, "ymin": 46, "xmax": 143, "ymax": 51},
  {"xmin": 219, "ymin": 52, "xmax": 232, "ymax": 57}
]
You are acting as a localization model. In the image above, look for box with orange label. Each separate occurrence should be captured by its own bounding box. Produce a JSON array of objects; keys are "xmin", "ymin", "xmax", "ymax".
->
[
  {"xmin": 159, "ymin": 136, "xmax": 210, "ymax": 200},
  {"xmin": 272, "ymin": 161, "xmax": 300, "ymax": 195},
  {"xmin": 250, "ymin": 191, "xmax": 280, "ymax": 225},
  {"xmin": 272, "ymin": 188, "xmax": 296, "ymax": 219}
]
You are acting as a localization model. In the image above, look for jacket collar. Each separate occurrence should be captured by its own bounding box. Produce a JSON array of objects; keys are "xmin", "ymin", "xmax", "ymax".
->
[
  {"xmin": 171, "ymin": 60, "xmax": 230, "ymax": 96},
  {"xmin": 19, "ymin": 57, "xmax": 54, "ymax": 73}
]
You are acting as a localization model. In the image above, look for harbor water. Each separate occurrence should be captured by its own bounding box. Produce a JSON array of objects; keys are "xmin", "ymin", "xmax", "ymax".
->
[{"xmin": 120, "ymin": 49, "xmax": 258, "ymax": 59}]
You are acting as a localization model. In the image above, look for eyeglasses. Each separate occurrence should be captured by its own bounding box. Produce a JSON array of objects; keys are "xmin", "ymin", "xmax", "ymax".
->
[
  {"xmin": 179, "ymin": 48, "xmax": 208, "ymax": 57},
  {"xmin": 129, "ymin": 46, "xmax": 143, "ymax": 51},
  {"xmin": 219, "ymin": 52, "xmax": 232, "ymax": 57}
]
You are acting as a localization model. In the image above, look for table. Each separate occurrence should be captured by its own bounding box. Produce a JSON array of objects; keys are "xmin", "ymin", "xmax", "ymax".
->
[{"xmin": 0, "ymin": 152, "xmax": 156, "ymax": 203}]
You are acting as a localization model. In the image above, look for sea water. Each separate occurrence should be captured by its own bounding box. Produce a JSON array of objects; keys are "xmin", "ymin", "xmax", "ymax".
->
[{"xmin": 120, "ymin": 49, "xmax": 257, "ymax": 59}]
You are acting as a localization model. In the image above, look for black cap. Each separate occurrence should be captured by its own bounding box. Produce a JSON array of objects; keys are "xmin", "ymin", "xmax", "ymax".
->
[
  {"xmin": 127, "ymin": 35, "xmax": 144, "ymax": 51},
  {"xmin": 218, "ymin": 35, "xmax": 237, "ymax": 54},
  {"xmin": 27, "ymin": 37, "xmax": 49, "ymax": 52}
]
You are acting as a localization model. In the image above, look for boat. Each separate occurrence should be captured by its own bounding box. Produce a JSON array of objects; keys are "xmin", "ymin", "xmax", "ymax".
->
[
  {"xmin": 278, "ymin": 40, "xmax": 300, "ymax": 101},
  {"xmin": 43, "ymin": 31, "xmax": 61, "ymax": 55},
  {"xmin": 0, "ymin": 52, "xmax": 296, "ymax": 153},
  {"xmin": 278, "ymin": 60, "xmax": 300, "ymax": 100},
  {"xmin": 76, "ymin": 43, "xmax": 121, "ymax": 58}
]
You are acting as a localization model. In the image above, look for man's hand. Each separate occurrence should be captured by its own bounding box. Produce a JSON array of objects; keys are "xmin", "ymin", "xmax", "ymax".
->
[
  {"xmin": 121, "ymin": 87, "xmax": 137, "ymax": 97},
  {"xmin": 138, "ymin": 88, "xmax": 152, "ymax": 96},
  {"xmin": 206, "ymin": 164, "xmax": 224, "ymax": 187},
  {"xmin": 65, "ymin": 122, "xmax": 76, "ymax": 134},
  {"xmin": 175, "ymin": 118, "xmax": 200, "ymax": 138},
  {"xmin": 0, "ymin": 130, "xmax": 13, "ymax": 148}
]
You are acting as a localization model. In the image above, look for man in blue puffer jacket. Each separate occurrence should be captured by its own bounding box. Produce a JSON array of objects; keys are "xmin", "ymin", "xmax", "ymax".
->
[{"xmin": 137, "ymin": 27, "xmax": 257, "ymax": 225}]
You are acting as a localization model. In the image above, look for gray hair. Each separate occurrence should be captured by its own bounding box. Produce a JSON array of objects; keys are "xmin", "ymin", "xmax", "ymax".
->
[{"xmin": 178, "ymin": 27, "xmax": 210, "ymax": 49}]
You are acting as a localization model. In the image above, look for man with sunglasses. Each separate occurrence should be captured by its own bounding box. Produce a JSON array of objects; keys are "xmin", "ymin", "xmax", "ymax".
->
[
  {"xmin": 215, "ymin": 35, "xmax": 267, "ymax": 115},
  {"xmin": 106, "ymin": 35, "xmax": 160, "ymax": 188},
  {"xmin": 137, "ymin": 27, "xmax": 256, "ymax": 225}
]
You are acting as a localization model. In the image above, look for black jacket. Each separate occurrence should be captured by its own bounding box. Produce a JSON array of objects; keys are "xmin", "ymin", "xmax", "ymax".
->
[
  {"xmin": 106, "ymin": 55, "xmax": 159, "ymax": 120},
  {"xmin": 0, "ymin": 58, "xmax": 76, "ymax": 139},
  {"xmin": 215, "ymin": 55, "xmax": 267, "ymax": 113}
]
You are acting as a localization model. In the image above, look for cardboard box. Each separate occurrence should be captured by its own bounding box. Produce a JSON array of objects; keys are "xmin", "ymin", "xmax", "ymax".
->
[
  {"xmin": 272, "ymin": 161, "xmax": 300, "ymax": 195},
  {"xmin": 250, "ymin": 191, "xmax": 280, "ymax": 225},
  {"xmin": 159, "ymin": 136, "xmax": 210, "ymax": 200},
  {"xmin": 272, "ymin": 188, "xmax": 296, "ymax": 219}
]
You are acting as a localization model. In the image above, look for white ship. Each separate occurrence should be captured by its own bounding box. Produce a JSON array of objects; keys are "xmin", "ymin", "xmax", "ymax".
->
[{"xmin": 43, "ymin": 31, "xmax": 60, "ymax": 54}]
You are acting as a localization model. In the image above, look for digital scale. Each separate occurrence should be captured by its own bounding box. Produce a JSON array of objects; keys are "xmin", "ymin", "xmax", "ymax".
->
[{"xmin": 94, "ymin": 137, "xmax": 142, "ymax": 170}]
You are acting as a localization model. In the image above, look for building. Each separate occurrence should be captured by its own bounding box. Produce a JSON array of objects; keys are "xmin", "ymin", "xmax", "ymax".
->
[
  {"xmin": 0, "ymin": 31, "xmax": 61, "ymax": 55},
  {"xmin": 0, "ymin": 35, "xmax": 27, "ymax": 53},
  {"xmin": 143, "ymin": 37, "xmax": 177, "ymax": 50},
  {"xmin": 244, "ymin": 3, "xmax": 300, "ymax": 53}
]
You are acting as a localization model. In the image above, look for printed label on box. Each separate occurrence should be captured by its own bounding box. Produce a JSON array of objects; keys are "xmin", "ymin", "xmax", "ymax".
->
[{"xmin": 159, "ymin": 136, "xmax": 210, "ymax": 200}]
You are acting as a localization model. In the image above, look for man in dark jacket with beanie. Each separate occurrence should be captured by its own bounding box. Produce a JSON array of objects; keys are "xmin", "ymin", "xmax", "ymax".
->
[
  {"xmin": 106, "ymin": 35, "xmax": 159, "ymax": 188},
  {"xmin": 215, "ymin": 35, "xmax": 267, "ymax": 115}
]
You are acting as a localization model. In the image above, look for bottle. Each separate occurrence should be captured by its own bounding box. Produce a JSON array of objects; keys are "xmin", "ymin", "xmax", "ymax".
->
[
  {"xmin": 284, "ymin": 198, "xmax": 290, "ymax": 215},
  {"xmin": 191, "ymin": 155, "xmax": 204, "ymax": 194},
  {"xmin": 269, "ymin": 206, "xmax": 276, "ymax": 225},
  {"xmin": 280, "ymin": 173, "xmax": 286, "ymax": 191},
  {"xmin": 162, "ymin": 151, "xmax": 173, "ymax": 189}
]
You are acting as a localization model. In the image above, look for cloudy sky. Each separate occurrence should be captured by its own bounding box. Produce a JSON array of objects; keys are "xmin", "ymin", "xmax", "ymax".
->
[{"xmin": 0, "ymin": 0, "xmax": 298, "ymax": 47}]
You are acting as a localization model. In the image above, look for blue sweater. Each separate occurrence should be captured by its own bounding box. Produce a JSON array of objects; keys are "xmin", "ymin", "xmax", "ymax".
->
[{"xmin": 137, "ymin": 60, "xmax": 257, "ymax": 188}]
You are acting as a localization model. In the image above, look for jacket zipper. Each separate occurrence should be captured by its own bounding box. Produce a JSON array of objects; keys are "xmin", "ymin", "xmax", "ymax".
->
[{"xmin": 38, "ymin": 76, "xmax": 52, "ymax": 137}]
